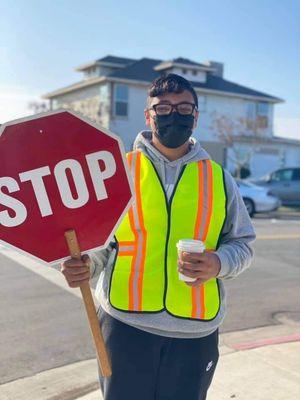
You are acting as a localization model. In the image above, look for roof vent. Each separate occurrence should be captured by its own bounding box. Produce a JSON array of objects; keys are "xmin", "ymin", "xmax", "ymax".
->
[{"xmin": 204, "ymin": 61, "xmax": 224, "ymax": 78}]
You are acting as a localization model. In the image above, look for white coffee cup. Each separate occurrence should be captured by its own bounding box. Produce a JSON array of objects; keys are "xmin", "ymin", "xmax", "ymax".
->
[{"xmin": 176, "ymin": 239, "xmax": 206, "ymax": 282}]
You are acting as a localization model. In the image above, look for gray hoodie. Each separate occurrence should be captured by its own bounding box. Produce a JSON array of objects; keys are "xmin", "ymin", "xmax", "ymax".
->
[{"xmin": 89, "ymin": 131, "xmax": 256, "ymax": 338}]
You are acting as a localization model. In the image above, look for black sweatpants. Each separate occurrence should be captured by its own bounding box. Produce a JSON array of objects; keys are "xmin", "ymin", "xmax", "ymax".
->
[{"xmin": 97, "ymin": 307, "xmax": 219, "ymax": 400}]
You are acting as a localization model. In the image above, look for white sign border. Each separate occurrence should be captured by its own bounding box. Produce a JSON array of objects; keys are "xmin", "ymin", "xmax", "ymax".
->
[{"xmin": 0, "ymin": 108, "xmax": 135, "ymax": 265}]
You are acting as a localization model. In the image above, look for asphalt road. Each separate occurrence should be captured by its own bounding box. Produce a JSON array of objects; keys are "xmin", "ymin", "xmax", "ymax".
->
[
  {"xmin": 1, "ymin": 217, "xmax": 299, "ymax": 384},
  {"xmin": 221, "ymin": 218, "xmax": 300, "ymax": 332}
]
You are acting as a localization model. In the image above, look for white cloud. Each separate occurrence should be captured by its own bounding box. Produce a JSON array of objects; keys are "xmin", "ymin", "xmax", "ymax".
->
[
  {"xmin": 0, "ymin": 87, "xmax": 44, "ymax": 124},
  {"xmin": 274, "ymin": 117, "xmax": 300, "ymax": 140}
]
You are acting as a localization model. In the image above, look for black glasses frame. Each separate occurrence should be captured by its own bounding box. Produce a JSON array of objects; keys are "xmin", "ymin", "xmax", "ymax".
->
[{"xmin": 149, "ymin": 102, "xmax": 197, "ymax": 116}]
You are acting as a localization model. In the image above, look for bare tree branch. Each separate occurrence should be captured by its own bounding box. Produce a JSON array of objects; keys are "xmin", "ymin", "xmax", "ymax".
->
[{"xmin": 210, "ymin": 112, "xmax": 263, "ymax": 178}]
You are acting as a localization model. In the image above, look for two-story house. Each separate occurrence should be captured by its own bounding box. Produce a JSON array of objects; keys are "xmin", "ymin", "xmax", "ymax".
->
[{"xmin": 43, "ymin": 55, "xmax": 300, "ymax": 178}]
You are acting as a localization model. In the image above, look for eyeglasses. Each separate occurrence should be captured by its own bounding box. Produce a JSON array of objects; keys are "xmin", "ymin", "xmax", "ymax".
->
[{"xmin": 149, "ymin": 102, "xmax": 197, "ymax": 116}]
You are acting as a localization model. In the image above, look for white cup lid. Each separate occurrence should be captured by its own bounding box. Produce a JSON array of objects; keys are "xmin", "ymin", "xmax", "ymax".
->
[{"xmin": 176, "ymin": 239, "xmax": 205, "ymax": 253}]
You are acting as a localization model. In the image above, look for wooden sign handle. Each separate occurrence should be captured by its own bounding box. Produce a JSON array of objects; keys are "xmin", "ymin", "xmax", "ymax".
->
[{"xmin": 64, "ymin": 229, "xmax": 112, "ymax": 377}]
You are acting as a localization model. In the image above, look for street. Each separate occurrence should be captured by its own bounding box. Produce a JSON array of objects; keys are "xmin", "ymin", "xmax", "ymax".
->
[
  {"xmin": 1, "ymin": 215, "xmax": 300, "ymax": 386},
  {"xmin": 222, "ymin": 217, "xmax": 300, "ymax": 332}
]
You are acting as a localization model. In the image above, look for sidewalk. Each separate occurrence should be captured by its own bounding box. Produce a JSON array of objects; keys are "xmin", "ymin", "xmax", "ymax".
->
[
  {"xmin": 1, "ymin": 324, "xmax": 300, "ymax": 400},
  {"xmin": 77, "ymin": 342, "xmax": 300, "ymax": 400}
]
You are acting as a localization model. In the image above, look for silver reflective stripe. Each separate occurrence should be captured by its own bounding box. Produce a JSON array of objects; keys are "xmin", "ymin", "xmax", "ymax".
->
[
  {"xmin": 119, "ymin": 245, "xmax": 135, "ymax": 252},
  {"xmin": 194, "ymin": 287, "xmax": 202, "ymax": 319},
  {"xmin": 194, "ymin": 160, "xmax": 210, "ymax": 318},
  {"xmin": 196, "ymin": 160, "xmax": 209, "ymax": 241},
  {"xmin": 130, "ymin": 152, "xmax": 145, "ymax": 311}
]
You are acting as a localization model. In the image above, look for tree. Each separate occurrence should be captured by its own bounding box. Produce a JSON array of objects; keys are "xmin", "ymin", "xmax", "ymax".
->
[
  {"xmin": 210, "ymin": 112, "xmax": 265, "ymax": 178},
  {"xmin": 28, "ymin": 101, "xmax": 50, "ymax": 114},
  {"xmin": 52, "ymin": 98, "xmax": 109, "ymax": 128}
]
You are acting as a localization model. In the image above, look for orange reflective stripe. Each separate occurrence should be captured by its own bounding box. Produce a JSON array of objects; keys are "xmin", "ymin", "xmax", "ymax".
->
[
  {"xmin": 127, "ymin": 152, "xmax": 133, "ymax": 168},
  {"xmin": 198, "ymin": 160, "xmax": 213, "ymax": 319},
  {"xmin": 128, "ymin": 152, "xmax": 147, "ymax": 311},
  {"xmin": 128, "ymin": 201, "xmax": 138, "ymax": 310},
  {"xmin": 118, "ymin": 241, "xmax": 135, "ymax": 247},
  {"xmin": 119, "ymin": 251, "xmax": 134, "ymax": 256},
  {"xmin": 192, "ymin": 161, "xmax": 204, "ymax": 318},
  {"xmin": 118, "ymin": 242, "xmax": 135, "ymax": 257},
  {"xmin": 191, "ymin": 160, "xmax": 214, "ymax": 319},
  {"xmin": 127, "ymin": 153, "xmax": 139, "ymax": 310}
]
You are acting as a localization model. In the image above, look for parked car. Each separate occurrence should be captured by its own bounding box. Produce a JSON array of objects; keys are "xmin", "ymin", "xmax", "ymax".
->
[
  {"xmin": 251, "ymin": 167, "xmax": 300, "ymax": 206},
  {"xmin": 236, "ymin": 179, "xmax": 281, "ymax": 217}
]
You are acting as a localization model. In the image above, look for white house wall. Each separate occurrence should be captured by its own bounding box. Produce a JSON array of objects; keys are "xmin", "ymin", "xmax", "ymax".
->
[
  {"xmin": 50, "ymin": 82, "xmax": 274, "ymax": 150},
  {"xmin": 108, "ymin": 85, "xmax": 274, "ymax": 151},
  {"xmin": 282, "ymin": 144, "xmax": 300, "ymax": 167},
  {"xmin": 172, "ymin": 67, "xmax": 206, "ymax": 83},
  {"xmin": 53, "ymin": 84, "xmax": 110, "ymax": 127},
  {"xmin": 52, "ymin": 85, "xmax": 101, "ymax": 105},
  {"xmin": 227, "ymin": 141, "xmax": 300, "ymax": 178},
  {"xmin": 249, "ymin": 152, "xmax": 281, "ymax": 178},
  {"xmin": 51, "ymin": 85, "xmax": 105, "ymax": 126},
  {"xmin": 194, "ymin": 93, "xmax": 273, "ymax": 143},
  {"xmin": 109, "ymin": 85, "xmax": 148, "ymax": 151}
]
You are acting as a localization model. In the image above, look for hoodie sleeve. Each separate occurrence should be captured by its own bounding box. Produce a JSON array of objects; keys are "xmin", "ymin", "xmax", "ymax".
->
[
  {"xmin": 89, "ymin": 243, "xmax": 115, "ymax": 280},
  {"xmin": 214, "ymin": 170, "xmax": 256, "ymax": 280}
]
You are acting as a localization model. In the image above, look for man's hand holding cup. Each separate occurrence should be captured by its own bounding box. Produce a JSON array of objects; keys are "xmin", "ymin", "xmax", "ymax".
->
[
  {"xmin": 178, "ymin": 250, "xmax": 221, "ymax": 287},
  {"xmin": 176, "ymin": 239, "xmax": 221, "ymax": 287}
]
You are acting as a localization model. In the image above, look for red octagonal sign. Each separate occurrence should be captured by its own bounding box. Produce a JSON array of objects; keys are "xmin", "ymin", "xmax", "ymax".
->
[{"xmin": 0, "ymin": 110, "xmax": 133, "ymax": 264}]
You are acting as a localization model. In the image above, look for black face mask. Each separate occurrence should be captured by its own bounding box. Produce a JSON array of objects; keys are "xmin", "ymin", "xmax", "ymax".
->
[{"xmin": 153, "ymin": 112, "xmax": 194, "ymax": 149}]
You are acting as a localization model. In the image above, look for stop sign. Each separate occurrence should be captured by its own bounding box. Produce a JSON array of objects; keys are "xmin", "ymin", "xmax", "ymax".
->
[{"xmin": 0, "ymin": 110, "xmax": 133, "ymax": 263}]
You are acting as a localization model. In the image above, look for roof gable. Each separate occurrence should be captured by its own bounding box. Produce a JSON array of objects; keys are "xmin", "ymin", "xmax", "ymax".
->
[
  {"xmin": 97, "ymin": 55, "xmax": 136, "ymax": 65},
  {"xmin": 172, "ymin": 57, "xmax": 208, "ymax": 68},
  {"xmin": 109, "ymin": 57, "xmax": 162, "ymax": 82}
]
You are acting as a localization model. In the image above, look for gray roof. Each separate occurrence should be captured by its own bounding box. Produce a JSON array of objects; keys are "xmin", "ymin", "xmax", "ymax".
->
[
  {"xmin": 193, "ymin": 75, "xmax": 280, "ymax": 101},
  {"xmin": 44, "ymin": 55, "xmax": 283, "ymax": 102},
  {"xmin": 108, "ymin": 57, "xmax": 282, "ymax": 102},
  {"xmin": 110, "ymin": 58, "xmax": 161, "ymax": 81},
  {"xmin": 97, "ymin": 55, "xmax": 136, "ymax": 65},
  {"xmin": 171, "ymin": 57, "xmax": 208, "ymax": 68}
]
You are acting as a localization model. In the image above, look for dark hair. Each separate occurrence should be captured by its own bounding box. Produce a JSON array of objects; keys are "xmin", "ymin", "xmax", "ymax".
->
[{"xmin": 147, "ymin": 73, "xmax": 198, "ymax": 108}]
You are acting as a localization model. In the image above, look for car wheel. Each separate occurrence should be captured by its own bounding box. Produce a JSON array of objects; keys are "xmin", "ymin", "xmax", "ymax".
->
[{"xmin": 243, "ymin": 198, "xmax": 255, "ymax": 217}]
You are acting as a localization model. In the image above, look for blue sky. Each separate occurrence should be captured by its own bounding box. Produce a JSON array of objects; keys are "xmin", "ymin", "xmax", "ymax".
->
[{"xmin": 1, "ymin": 0, "xmax": 299, "ymax": 138}]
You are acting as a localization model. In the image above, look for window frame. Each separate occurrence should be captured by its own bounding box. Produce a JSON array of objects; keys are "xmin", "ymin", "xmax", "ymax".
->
[
  {"xmin": 246, "ymin": 101, "xmax": 269, "ymax": 129},
  {"xmin": 113, "ymin": 83, "xmax": 129, "ymax": 118}
]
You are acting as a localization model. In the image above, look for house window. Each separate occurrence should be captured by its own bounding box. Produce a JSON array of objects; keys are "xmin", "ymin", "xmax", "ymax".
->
[
  {"xmin": 257, "ymin": 102, "xmax": 269, "ymax": 128},
  {"xmin": 197, "ymin": 95, "xmax": 206, "ymax": 112},
  {"xmin": 114, "ymin": 84, "xmax": 128, "ymax": 117},
  {"xmin": 85, "ymin": 66, "xmax": 97, "ymax": 79},
  {"xmin": 246, "ymin": 101, "xmax": 269, "ymax": 130},
  {"xmin": 182, "ymin": 68, "xmax": 187, "ymax": 74},
  {"xmin": 246, "ymin": 102, "xmax": 256, "ymax": 120},
  {"xmin": 192, "ymin": 70, "xmax": 197, "ymax": 76},
  {"xmin": 257, "ymin": 102, "xmax": 269, "ymax": 116}
]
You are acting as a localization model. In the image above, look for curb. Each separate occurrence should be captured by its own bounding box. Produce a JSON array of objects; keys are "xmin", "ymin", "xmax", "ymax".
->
[
  {"xmin": 0, "ymin": 359, "xmax": 99, "ymax": 400},
  {"xmin": 2, "ymin": 322, "xmax": 300, "ymax": 400}
]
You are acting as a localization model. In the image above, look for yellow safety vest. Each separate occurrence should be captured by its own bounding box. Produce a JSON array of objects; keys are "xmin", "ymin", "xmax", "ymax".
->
[{"xmin": 109, "ymin": 151, "xmax": 227, "ymax": 321}]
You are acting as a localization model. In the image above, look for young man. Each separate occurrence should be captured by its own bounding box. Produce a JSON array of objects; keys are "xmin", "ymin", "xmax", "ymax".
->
[{"xmin": 61, "ymin": 74, "xmax": 256, "ymax": 400}]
